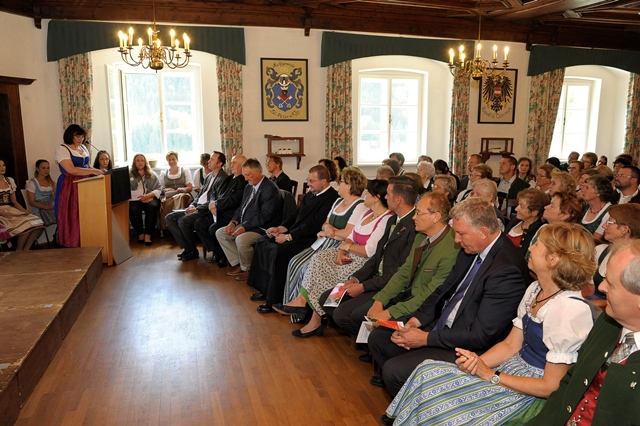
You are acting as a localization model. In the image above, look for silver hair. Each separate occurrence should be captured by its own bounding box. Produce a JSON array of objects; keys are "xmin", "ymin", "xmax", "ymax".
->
[
  {"xmin": 417, "ymin": 161, "xmax": 436, "ymax": 176},
  {"xmin": 450, "ymin": 197, "xmax": 499, "ymax": 234},
  {"xmin": 610, "ymin": 239, "xmax": 640, "ymax": 295}
]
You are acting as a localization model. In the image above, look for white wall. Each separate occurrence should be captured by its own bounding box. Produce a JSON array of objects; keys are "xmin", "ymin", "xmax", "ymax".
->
[{"xmin": 0, "ymin": 11, "xmax": 631, "ymax": 186}]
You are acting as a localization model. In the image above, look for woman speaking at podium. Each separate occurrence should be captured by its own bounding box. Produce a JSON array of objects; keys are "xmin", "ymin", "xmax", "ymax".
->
[{"xmin": 54, "ymin": 124, "xmax": 102, "ymax": 247}]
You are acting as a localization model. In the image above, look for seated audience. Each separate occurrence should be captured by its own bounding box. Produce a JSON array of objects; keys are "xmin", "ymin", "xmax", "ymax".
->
[
  {"xmin": 456, "ymin": 164, "xmax": 493, "ymax": 203},
  {"xmin": 368, "ymin": 197, "xmax": 531, "ymax": 398},
  {"xmin": 385, "ymin": 222, "xmax": 596, "ymax": 425},
  {"xmin": 167, "ymin": 152, "xmax": 228, "ymax": 261},
  {"xmin": 549, "ymin": 170, "xmax": 576, "ymax": 195},
  {"xmin": 216, "ymin": 158, "xmax": 281, "ymax": 274},
  {"xmin": 568, "ymin": 160, "xmax": 583, "ymax": 188},
  {"xmin": 128, "ymin": 153, "xmax": 161, "ymax": 246},
  {"xmin": 0, "ymin": 158, "xmax": 43, "ymax": 250},
  {"xmin": 382, "ymin": 158, "xmax": 401, "ymax": 176},
  {"xmin": 281, "ymin": 167, "xmax": 367, "ymax": 308},
  {"xmin": 581, "ymin": 152, "xmax": 598, "ymax": 170},
  {"xmin": 612, "ymin": 155, "xmax": 632, "ymax": 174},
  {"xmin": 417, "ymin": 155, "xmax": 433, "ymax": 164},
  {"xmin": 598, "ymin": 155, "xmax": 608, "ymax": 167},
  {"xmin": 505, "ymin": 188, "xmax": 549, "ymax": 257},
  {"xmin": 535, "ymin": 164, "xmax": 557, "ymax": 194},
  {"xmin": 158, "ymin": 151, "xmax": 194, "ymax": 231},
  {"xmin": 92, "ymin": 150, "xmax": 113, "ymax": 172},
  {"xmin": 26, "ymin": 159, "xmax": 56, "ymax": 226},
  {"xmin": 278, "ymin": 179, "xmax": 393, "ymax": 335},
  {"xmin": 526, "ymin": 239, "xmax": 640, "ymax": 425},
  {"xmin": 433, "ymin": 159, "xmax": 460, "ymax": 189},
  {"xmin": 245, "ymin": 164, "xmax": 338, "ymax": 311},
  {"xmin": 586, "ymin": 203, "xmax": 640, "ymax": 306},
  {"xmin": 333, "ymin": 156, "xmax": 348, "ymax": 172},
  {"xmin": 517, "ymin": 156, "xmax": 536, "ymax": 184},
  {"xmin": 498, "ymin": 155, "xmax": 530, "ymax": 215},
  {"xmin": 614, "ymin": 165, "xmax": 640, "ymax": 204},
  {"xmin": 581, "ymin": 174, "xmax": 617, "ymax": 243},
  {"xmin": 194, "ymin": 155, "xmax": 248, "ymax": 267},
  {"xmin": 389, "ymin": 152, "xmax": 406, "ymax": 175},
  {"xmin": 192, "ymin": 153, "xmax": 212, "ymax": 195},
  {"xmin": 459, "ymin": 154, "xmax": 483, "ymax": 190},
  {"xmin": 266, "ymin": 155, "xmax": 292, "ymax": 192},
  {"xmin": 376, "ymin": 165, "xmax": 395, "ymax": 181},
  {"xmin": 432, "ymin": 174, "xmax": 457, "ymax": 205},
  {"xmin": 319, "ymin": 158, "xmax": 340, "ymax": 189},
  {"xmin": 328, "ymin": 192, "xmax": 458, "ymax": 342},
  {"xmin": 469, "ymin": 178, "xmax": 506, "ymax": 230},
  {"xmin": 318, "ymin": 178, "xmax": 421, "ymax": 337},
  {"xmin": 416, "ymin": 161, "xmax": 435, "ymax": 192}
]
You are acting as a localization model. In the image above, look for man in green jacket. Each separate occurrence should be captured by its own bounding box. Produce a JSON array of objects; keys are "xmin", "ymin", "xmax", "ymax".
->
[
  {"xmin": 527, "ymin": 239, "xmax": 640, "ymax": 425},
  {"xmin": 349, "ymin": 191, "xmax": 459, "ymax": 336}
]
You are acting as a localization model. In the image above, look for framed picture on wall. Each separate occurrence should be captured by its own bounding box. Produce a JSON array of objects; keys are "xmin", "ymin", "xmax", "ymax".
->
[
  {"xmin": 260, "ymin": 58, "xmax": 309, "ymax": 121},
  {"xmin": 478, "ymin": 68, "xmax": 518, "ymax": 124}
]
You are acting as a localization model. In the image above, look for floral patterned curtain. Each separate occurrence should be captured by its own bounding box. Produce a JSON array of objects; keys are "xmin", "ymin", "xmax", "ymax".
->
[
  {"xmin": 525, "ymin": 68, "xmax": 565, "ymax": 170},
  {"xmin": 217, "ymin": 56, "xmax": 243, "ymax": 159},
  {"xmin": 325, "ymin": 61, "xmax": 353, "ymax": 165},
  {"xmin": 58, "ymin": 53, "xmax": 93, "ymax": 140},
  {"xmin": 624, "ymin": 73, "xmax": 640, "ymax": 164},
  {"xmin": 448, "ymin": 73, "xmax": 470, "ymax": 177}
]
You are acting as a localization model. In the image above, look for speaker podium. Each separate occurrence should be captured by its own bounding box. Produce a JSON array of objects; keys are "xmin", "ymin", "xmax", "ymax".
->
[{"xmin": 76, "ymin": 175, "xmax": 132, "ymax": 265}]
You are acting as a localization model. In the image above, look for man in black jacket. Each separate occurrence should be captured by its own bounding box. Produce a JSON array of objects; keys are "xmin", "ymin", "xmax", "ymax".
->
[
  {"xmin": 248, "ymin": 164, "xmax": 339, "ymax": 314},
  {"xmin": 166, "ymin": 151, "xmax": 228, "ymax": 262},
  {"xmin": 266, "ymin": 155, "xmax": 292, "ymax": 193},
  {"xmin": 194, "ymin": 155, "xmax": 248, "ymax": 267}
]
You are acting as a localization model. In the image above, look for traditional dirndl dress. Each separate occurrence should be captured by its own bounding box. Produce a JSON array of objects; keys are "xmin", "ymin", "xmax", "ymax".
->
[{"xmin": 55, "ymin": 144, "xmax": 90, "ymax": 247}]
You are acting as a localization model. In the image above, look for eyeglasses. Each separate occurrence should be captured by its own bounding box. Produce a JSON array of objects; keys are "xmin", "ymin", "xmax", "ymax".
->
[
  {"xmin": 471, "ymin": 173, "xmax": 483, "ymax": 178},
  {"xmin": 615, "ymin": 174, "xmax": 633, "ymax": 179},
  {"xmin": 605, "ymin": 220, "xmax": 619, "ymax": 226},
  {"xmin": 415, "ymin": 210, "xmax": 435, "ymax": 216},
  {"xmin": 74, "ymin": 134, "xmax": 85, "ymax": 139}
]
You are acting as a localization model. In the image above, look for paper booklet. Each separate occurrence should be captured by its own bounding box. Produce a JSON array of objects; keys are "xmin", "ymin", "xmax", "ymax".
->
[
  {"xmin": 323, "ymin": 283, "xmax": 347, "ymax": 307},
  {"xmin": 356, "ymin": 317, "xmax": 406, "ymax": 344},
  {"xmin": 310, "ymin": 237, "xmax": 327, "ymax": 251}
]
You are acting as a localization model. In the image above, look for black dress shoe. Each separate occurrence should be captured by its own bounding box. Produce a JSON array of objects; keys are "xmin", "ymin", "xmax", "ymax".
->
[
  {"xmin": 256, "ymin": 304, "xmax": 275, "ymax": 314},
  {"xmin": 272, "ymin": 303, "xmax": 309, "ymax": 318},
  {"xmin": 369, "ymin": 375, "xmax": 385, "ymax": 388},
  {"xmin": 291, "ymin": 324, "xmax": 324, "ymax": 338},
  {"xmin": 177, "ymin": 250, "xmax": 188, "ymax": 258},
  {"xmin": 250, "ymin": 292, "xmax": 266, "ymax": 301},
  {"xmin": 380, "ymin": 414, "xmax": 394, "ymax": 425},
  {"xmin": 180, "ymin": 251, "xmax": 199, "ymax": 261},
  {"xmin": 358, "ymin": 353, "xmax": 372, "ymax": 363},
  {"xmin": 217, "ymin": 258, "xmax": 228, "ymax": 268}
]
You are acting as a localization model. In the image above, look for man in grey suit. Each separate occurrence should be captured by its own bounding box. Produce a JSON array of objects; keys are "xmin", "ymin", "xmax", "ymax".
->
[
  {"xmin": 216, "ymin": 158, "xmax": 282, "ymax": 280},
  {"xmin": 166, "ymin": 151, "xmax": 228, "ymax": 262}
]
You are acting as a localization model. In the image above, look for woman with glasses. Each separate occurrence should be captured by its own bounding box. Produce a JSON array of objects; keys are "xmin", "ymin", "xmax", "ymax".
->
[
  {"xmin": 505, "ymin": 189, "xmax": 550, "ymax": 258},
  {"xmin": 586, "ymin": 203, "xmax": 640, "ymax": 307},
  {"xmin": 456, "ymin": 164, "xmax": 493, "ymax": 203},
  {"xmin": 54, "ymin": 124, "xmax": 102, "ymax": 247},
  {"xmin": 432, "ymin": 174, "xmax": 457, "ymax": 205},
  {"xmin": 580, "ymin": 174, "xmax": 618, "ymax": 243},
  {"xmin": 535, "ymin": 164, "xmax": 557, "ymax": 195}
]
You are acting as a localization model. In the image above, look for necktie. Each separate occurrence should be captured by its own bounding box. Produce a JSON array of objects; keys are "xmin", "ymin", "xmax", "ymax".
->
[
  {"xmin": 240, "ymin": 186, "xmax": 257, "ymax": 222},
  {"xmin": 432, "ymin": 256, "xmax": 483, "ymax": 331},
  {"xmin": 198, "ymin": 173, "xmax": 216, "ymax": 205},
  {"xmin": 607, "ymin": 332, "xmax": 636, "ymax": 365},
  {"xmin": 378, "ymin": 221, "xmax": 398, "ymax": 275}
]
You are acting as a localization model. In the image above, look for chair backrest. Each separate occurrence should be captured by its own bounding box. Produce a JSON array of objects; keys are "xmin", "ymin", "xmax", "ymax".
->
[
  {"xmin": 291, "ymin": 180, "xmax": 299, "ymax": 197},
  {"xmin": 280, "ymin": 189, "xmax": 297, "ymax": 223},
  {"xmin": 21, "ymin": 189, "xmax": 32, "ymax": 210}
]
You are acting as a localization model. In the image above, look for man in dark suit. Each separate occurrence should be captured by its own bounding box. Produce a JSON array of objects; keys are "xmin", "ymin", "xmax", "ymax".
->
[
  {"xmin": 266, "ymin": 155, "xmax": 292, "ymax": 193},
  {"xmin": 247, "ymin": 164, "xmax": 339, "ymax": 313},
  {"xmin": 527, "ymin": 240, "xmax": 640, "ymax": 425},
  {"xmin": 318, "ymin": 176, "xmax": 420, "ymax": 335},
  {"xmin": 368, "ymin": 197, "xmax": 530, "ymax": 398},
  {"xmin": 194, "ymin": 155, "xmax": 248, "ymax": 267},
  {"xmin": 166, "ymin": 151, "xmax": 228, "ymax": 262},
  {"xmin": 614, "ymin": 165, "xmax": 640, "ymax": 204},
  {"xmin": 215, "ymin": 158, "xmax": 282, "ymax": 280}
]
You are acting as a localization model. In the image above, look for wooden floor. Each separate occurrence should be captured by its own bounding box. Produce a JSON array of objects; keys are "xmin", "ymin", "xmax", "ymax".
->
[{"xmin": 14, "ymin": 238, "xmax": 391, "ymax": 425}]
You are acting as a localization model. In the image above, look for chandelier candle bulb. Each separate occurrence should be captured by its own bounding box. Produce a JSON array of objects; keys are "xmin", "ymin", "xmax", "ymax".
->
[
  {"xmin": 504, "ymin": 46, "xmax": 509, "ymax": 62},
  {"xmin": 118, "ymin": 31, "xmax": 124, "ymax": 49},
  {"xmin": 449, "ymin": 49, "xmax": 454, "ymax": 65},
  {"xmin": 170, "ymin": 29, "xmax": 175, "ymax": 49},
  {"xmin": 184, "ymin": 34, "xmax": 190, "ymax": 52},
  {"xmin": 476, "ymin": 43, "xmax": 482, "ymax": 59},
  {"xmin": 128, "ymin": 27, "xmax": 133, "ymax": 47},
  {"xmin": 493, "ymin": 45, "xmax": 497, "ymax": 60},
  {"xmin": 147, "ymin": 28, "xmax": 153, "ymax": 45},
  {"xmin": 138, "ymin": 38, "xmax": 143, "ymax": 48}
]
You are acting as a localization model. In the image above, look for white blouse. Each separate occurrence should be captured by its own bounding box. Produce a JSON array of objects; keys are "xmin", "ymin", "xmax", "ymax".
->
[
  {"xmin": 25, "ymin": 179, "xmax": 54, "ymax": 194},
  {"xmin": 54, "ymin": 144, "xmax": 89, "ymax": 163},
  {"xmin": 347, "ymin": 208, "xmax": 393, "ymax": 257},
  {"xmin": 582, "ymin": 202, "xmax": 612, "ymax": 235},
  {"xmin": 513, "ymin": 282, "xmax": 593, "ymax": 364},
  {"xmin": 326, "ymin": 198, "xmax": 368, "ymax": 226},
  {"xmin": 158, "ymin": 167, "xmax": 193, "ymax": 188}
]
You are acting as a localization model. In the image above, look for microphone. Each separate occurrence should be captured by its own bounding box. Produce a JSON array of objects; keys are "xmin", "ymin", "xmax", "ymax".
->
[{"xmin": 83, "ymin": 140, "xmax": 103, "ymax": 153}]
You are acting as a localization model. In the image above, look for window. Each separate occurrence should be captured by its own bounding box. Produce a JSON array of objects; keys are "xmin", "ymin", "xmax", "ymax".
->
[
  {"xmin": 357, "ymin": 71, "xmax": 424, "ymax": 164},
  {"xmin": 108, "ymin": 65, "xmax": 204, "ymax": 165},
  {"xmin": 549, "ymin": 78, "xmax": 598, "ymax": 160}
]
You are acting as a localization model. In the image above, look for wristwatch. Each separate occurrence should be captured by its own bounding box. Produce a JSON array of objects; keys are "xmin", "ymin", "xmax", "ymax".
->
[
  {"xmin": 285, "ymin": 234, "xmax": 291, "ymax": 242},
  {"xmin": 490, "ymin": 370, "xmax": 501, "ymax": 385}
]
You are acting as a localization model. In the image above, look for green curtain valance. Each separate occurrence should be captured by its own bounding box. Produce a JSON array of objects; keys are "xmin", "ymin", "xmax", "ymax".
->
[
  {"xmin": 47, "ymin": 20, "xmax": 246, "ymax": 65},
  {"xmin": 528, "ymin": 45, "xmax": 640, "ymax": 76},
  {"xmin": 321, "ymin": 31, "xmax": 474, "ymax": 67}
]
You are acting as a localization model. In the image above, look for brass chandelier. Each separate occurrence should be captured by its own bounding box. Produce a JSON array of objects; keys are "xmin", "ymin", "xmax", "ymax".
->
[
  {"xmin": 448, "ymin": 6, "xmax": 508, "ymax": 82},
  {"xmin": 117, "ymin": 1, "xmax": 192, "ymax": 71}
]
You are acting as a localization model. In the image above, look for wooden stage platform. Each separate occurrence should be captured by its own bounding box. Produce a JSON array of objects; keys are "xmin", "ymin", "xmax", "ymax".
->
[{"xmin": 0, "ymin": 248, "xmax": 103, "ymax": 426}]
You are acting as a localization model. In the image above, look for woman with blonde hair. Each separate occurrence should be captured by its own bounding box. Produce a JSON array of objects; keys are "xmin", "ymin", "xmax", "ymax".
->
[
  {"xmin": 158, "ymin": 151, "xmax": 194, "ymax": 231},
  {"xmin": 385, "ymin": 222, "xmax": 596, "ymax": 425},
  {"xmin": 549, "ymin": 170, "xmax": 576, "ymax": 195},
  {"xmin": 26, "ymin": 159, "xmax": 57, "ymax": 226}
]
